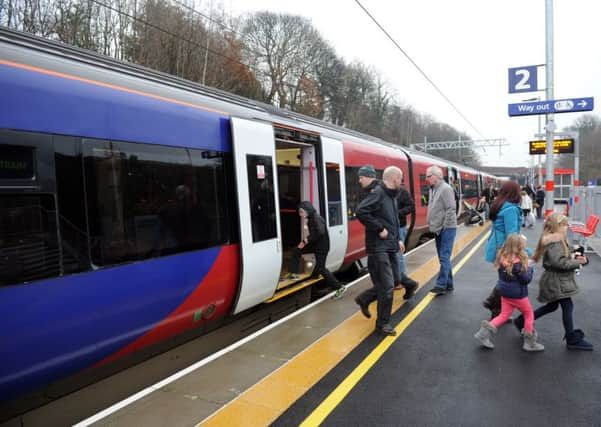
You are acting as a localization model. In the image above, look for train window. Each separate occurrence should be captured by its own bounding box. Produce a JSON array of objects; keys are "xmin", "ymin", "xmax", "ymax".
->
[
  {"xmin": 461, "ymin": 178, "xmax": 479, "ymax": 199},
  {"xmin": 345, "ymin": 166, "xmax": 383, "ymax": 219},
  {"xmin": 419, "ymin": 174, "xmax": 430, "ymax": 206},
  {"xmin": 0, "ymin": 145, "xmax": 35, "ymax": 180},
  {"xmin": 246, "ymin": 154, "xmax": 277, "ymax": 242},
  {"xmin": 54, "ymin": 136, "xmax": 91, "ymax": 274},
  {"xmin": 326, "ymin": 162, "xmax": 342, "ymax": 226},
  {"xmin": 0, "ymin": 194, "xmax": 60, "ymax": 286},
  {"xmin": 83, "ymin": 139, "xmax": 230, "ymax": 266}
]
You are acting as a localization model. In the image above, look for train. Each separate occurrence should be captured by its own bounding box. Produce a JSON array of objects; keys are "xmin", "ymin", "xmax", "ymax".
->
[{"xmin": 0, "ymin": 27, "xmax": 501, "ymax": 405}]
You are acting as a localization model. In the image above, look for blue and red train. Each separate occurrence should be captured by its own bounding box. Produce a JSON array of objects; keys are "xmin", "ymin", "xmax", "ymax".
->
[{"xmin": 0, "ymin": 28, "xmax": 498, "ymax": 404}]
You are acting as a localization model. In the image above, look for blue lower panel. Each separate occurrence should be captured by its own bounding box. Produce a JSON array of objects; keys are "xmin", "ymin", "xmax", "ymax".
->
[{"xmin": 0, "ymin": 248, "xmax": 220, "ymax": 401}]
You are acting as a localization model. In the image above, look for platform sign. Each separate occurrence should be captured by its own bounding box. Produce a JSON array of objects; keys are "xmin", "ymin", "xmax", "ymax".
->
[
  {"xmin": 529, "ymin": 138, "xmax": 574, "ymax": 155},
  {"xmin": 509, "ymin": 97, "xmax": 594, "ymax": 116},
  {"xmin": 508, "ymin": 65, "xmax": 538, "ymax": 93}
]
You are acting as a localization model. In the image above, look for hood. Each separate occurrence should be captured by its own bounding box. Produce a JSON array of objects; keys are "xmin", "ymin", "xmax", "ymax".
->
[
  {"xmin": 541, "ymin": 232, "xmax": 565, "ymax": 246},
  {"xmin": 298, "ymin": 201, "xmax": 317, "ymax": 217}
]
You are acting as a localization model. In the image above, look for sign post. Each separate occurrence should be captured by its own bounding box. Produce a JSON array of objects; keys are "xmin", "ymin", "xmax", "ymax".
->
[{"xmin": 545, "ymin": 0, "xmax": 555, "ymax": 218}]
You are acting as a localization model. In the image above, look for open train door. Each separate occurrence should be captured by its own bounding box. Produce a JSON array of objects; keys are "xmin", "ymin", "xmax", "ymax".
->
[
  {"xmin": 321, "ymin": 137, "xmax": 348, "ymax": 272},
  {"xmin": 230, "ymin": 118, "xmax": 281, "ymax": 314}
]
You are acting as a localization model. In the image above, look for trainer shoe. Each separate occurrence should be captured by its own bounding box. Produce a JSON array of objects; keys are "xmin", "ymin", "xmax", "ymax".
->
[
  {"xmin": 355, "ymin": 296, "xmax": 371, "ymax": 318},
  {"xmin": 430, "ymin": 286, "xmax": 447, "ymax": 296},
  {"xmin": 331, "ymin": 285, "xmax": 347, "ymax": 300},
  {"xmin": 375, "ymin": 324, "xmax": 397, "ymax": 336}
]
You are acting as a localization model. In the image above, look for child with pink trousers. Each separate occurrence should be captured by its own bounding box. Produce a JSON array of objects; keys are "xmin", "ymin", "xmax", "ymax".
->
[{"xmin": 474, "ymin": 234, "xmax": 544, "ymax": 351}]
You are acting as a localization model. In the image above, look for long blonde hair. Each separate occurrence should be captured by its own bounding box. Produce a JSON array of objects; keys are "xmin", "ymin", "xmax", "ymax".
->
[
  {"xmin": 532, "ymin": 212, "xmax": 570, "ymax": 262},
  {"xmin": 495, "ymin": 233, "xmax": 529, "ymax": 275}
]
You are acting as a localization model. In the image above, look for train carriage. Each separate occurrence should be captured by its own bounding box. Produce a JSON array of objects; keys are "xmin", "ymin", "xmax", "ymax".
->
[{"xmin": 0, "ymin": 27, "xmax": 497, "ymax": 406}]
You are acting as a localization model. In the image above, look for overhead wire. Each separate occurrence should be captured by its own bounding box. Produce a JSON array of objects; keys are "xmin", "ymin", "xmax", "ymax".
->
[{"xmin": 354, "ymin": 0, "xmax": 486, "ymax": 139}]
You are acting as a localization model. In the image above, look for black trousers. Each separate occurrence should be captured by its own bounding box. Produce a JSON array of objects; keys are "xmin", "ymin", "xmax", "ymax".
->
[
  {"xmin": 288, "ymin": 247, "xmax": 340, "ymax": 289},
  {"xmin": 356, "ymin": 252, "xmax": 398, "ymax": 328}
]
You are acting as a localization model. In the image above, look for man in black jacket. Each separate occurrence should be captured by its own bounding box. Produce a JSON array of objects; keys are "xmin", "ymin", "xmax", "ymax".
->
[
  {"xmin": 286, "ymin": 201, "xmax": 346, "ymax": 298},
  {"xmin": 396, "ymin": 170, "xmax": 419, "ymax": 297},
  {"xmin": 354, "ymin": 166, "xmax": 405, "ymax": 336}
]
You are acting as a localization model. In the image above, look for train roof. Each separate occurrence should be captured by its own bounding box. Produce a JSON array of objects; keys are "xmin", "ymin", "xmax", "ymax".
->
[{"xmin": 0, "ymin": 27, "xmax": 495, "ymax": 178}]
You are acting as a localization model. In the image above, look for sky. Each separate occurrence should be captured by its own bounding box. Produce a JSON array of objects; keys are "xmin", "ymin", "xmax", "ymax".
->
[{"xmin": 223, "ymin": 0, "xmax": 601, "ymax": 167}]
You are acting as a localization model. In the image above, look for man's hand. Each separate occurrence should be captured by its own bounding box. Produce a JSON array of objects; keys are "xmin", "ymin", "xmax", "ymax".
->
[
  {"xmin": 378, "ymin": 228, "xmax": 388, "ymax": 239},
  {"xmin": 298, "ymin": 240, "xmax": 306, "ymax": 249},
  {"xmin": 399, "ymin": 241, "xmax": 405, "ymax": 254}
]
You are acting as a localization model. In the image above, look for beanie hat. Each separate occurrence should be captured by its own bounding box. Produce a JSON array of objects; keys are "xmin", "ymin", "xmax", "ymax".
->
[{"xmin": 358, "ymin": 164, "xmax": 376, "ymax": 178}]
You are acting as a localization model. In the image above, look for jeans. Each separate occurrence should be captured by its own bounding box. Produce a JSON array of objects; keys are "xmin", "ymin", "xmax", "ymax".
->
[
  {"xmin": 397, "ymin": 226, "xmax": 407, "ymax": 275},
  {"xmin": 435, "ymin": 227, "xmax": 456, "ymax": 289},
  {"xmin": 357, "ymin": 252, "xmax": 397, "ymax": 328}
]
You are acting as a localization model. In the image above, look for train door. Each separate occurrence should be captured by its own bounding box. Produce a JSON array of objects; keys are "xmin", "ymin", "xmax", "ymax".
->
[
  {"xmin": 230, "ymin": 118, "xmax": 282, "ymax": 314},
  {"xmin": 321, "ymin": 137, "xmax": 347, "ymax": 272}
]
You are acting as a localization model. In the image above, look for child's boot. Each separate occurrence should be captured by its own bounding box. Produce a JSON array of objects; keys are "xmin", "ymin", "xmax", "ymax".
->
[
  {"xmin": 565, "ymin": 329, "xmax": 593, "ymax": 351},
  {"xmin": 522, "ymin": 329, "xmax": 544, "ymax": 352},
  {"xmin": 474, "ymin": 320, "xmax": 496, "ymax": 349}
]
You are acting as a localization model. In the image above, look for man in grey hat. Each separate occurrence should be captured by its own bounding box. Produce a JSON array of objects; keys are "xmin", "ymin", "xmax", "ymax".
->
[{"xmin": 355, "ymin": 166, "xmax": 405, "ymax": 336}]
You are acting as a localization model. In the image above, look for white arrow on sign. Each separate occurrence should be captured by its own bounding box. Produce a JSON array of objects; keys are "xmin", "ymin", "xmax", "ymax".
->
[{"xmin": 578, "ymin": 100, "xmax": 587, "ymax": 107}]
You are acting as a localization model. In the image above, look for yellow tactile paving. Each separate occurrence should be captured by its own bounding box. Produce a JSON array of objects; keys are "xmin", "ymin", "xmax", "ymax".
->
[{"xmin": 199, "ymin": 225, "xmax": 489, "ymax": 427}]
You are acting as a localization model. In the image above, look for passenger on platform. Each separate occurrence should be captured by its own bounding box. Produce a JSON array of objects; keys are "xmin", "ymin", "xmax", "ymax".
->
[
  {"xmin": 354, "ymin": 166, "xmax": 405, "ymax": 336},
  {"xmin": 285, "ymin": 201, "xmax": 347, "ymax": 299},
  {"xmin": 426, "ymin": 165, "xmax": 457, "ymax": 295},
  {"xmin": 535, "ymin": 185, "xmax": 545, "ymax": 219},
  {"xmin": 520, "ymin": 190, "xmax": 534, "ymax": 228},
  {"xmin": 513, "ymin": 213, "xmax": 593, "ymax": 350},
  {"xmin": 396, "ymin": 169, "xmax": 419, "ymax": 297},
  {"xmin": 474, "ymin": 234, "xmax": 544, "ymax": 351},
  {"xmin": 481, "ymin": 183, "xmax": 496, "ymax": 219},
  {"xmin": 482, "ymin": 181, "xmax": 523, "ymax": 318}
]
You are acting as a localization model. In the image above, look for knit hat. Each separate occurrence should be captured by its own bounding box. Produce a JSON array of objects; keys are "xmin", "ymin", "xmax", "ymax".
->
[{"xmin": 358, "ymin": 164, "xmax": 376, "ymax": 178}]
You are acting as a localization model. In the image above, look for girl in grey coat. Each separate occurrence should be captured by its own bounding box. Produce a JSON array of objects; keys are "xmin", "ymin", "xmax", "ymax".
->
[{"xmin": 514, "ymin": 213, "xmax": 592, "ymax": 350}]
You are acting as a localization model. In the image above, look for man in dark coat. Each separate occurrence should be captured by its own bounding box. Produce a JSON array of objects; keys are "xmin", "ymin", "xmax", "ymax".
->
[
  {"xmin": 354, "ymin": 166, "xmax": 405, "ymax": 336},
  {"xmin": 286, "ymin": 201, "xmax": 346, "ymax": 298},
  {"xmin": 535, "ymin": 185, "xmax": 545, "ymax": 219}
]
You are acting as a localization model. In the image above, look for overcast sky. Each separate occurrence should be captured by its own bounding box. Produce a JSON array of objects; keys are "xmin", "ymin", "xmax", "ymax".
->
[{"xmin": 224, "ymin": 0, "xmax": 600, "ymax": 167}]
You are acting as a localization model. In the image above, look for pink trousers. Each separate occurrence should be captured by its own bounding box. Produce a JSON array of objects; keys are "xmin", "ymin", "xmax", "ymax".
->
[{"xmin": 490, "ymin": 296, "xmax": 534, "ymax": 333}]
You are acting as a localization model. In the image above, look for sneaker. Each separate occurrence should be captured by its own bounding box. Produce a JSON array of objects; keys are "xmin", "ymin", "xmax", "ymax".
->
[
  {"xmin": 375, "ymin": 324, "xmax": 397, "ymax": 336},
  {"xmin": 331, "ymin": 285, "xmax": 347, "ymax": 300},
  {"xmin": 355, "ymin": 296, "xmax": 371, "ymax": 318},
  {"xmin": 430, "ymin": 286, "xmax": 447, "ymax": 296},
  {"xmin": 281, "ymin": 272, "xmax": 300, "ymax": 281}
]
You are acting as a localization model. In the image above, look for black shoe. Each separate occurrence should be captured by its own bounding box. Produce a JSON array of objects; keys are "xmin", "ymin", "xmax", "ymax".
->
[
  {"xmin": 430, "ymin": 286, "xmax": 447, "ymax": 296},
  {"xmin": 355, "ymin": 296, "xmax": 371, "ymax": 319},
  {"xmin": 403, "ymin": 283, "xmax": 417, "ymax": 300},
  {"xmin": 375, "ymin": 324, "xmax": 397, "ymax": 336},
  {"xmin": 446, "ymin": 286, "xmax": 454, "ymax": 292}
]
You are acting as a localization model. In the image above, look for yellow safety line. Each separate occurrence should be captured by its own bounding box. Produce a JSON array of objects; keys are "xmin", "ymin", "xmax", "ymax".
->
[{"xmin": 300, "ymin": 232, "xmax": 490, "ymax": 427}]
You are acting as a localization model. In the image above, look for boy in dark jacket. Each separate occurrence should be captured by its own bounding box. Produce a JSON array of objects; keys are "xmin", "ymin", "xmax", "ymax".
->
[{"xmin": 286, "ymin": 201, "xmax": 346, "ymax": 298}]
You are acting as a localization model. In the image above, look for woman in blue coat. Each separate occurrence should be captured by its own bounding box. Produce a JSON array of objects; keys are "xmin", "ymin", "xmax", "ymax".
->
[{"xmin": 482, "ymin": 181, "xmax": 523, "ymax": 318}]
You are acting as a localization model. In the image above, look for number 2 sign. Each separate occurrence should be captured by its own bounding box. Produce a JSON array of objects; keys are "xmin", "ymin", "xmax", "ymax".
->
[{"xmin": 508, "ymin": 65, "xmax": 538, "ymax": 93}]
